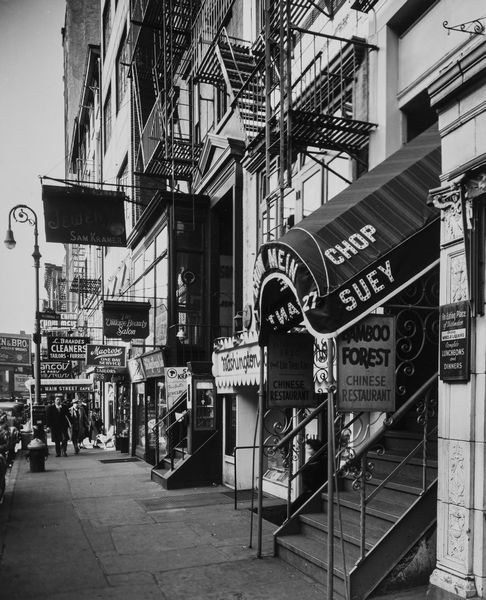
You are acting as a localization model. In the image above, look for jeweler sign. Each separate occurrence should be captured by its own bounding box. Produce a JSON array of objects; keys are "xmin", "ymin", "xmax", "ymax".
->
[
  {"xmin": 439, "ymin": 301, "xmax": 470, "ymax": 382},
  {"xmin": 267, "ymin": 333, "xmax": 315, "ymax": 408},
  {"xmin": 337, "ymin": 315, "xmax": 396, "ymax": 412},
  {"xmin": 86, "ymin": 345, "xmax": 126, "ymax": 368},
  {"xmin": 47, "ymin": 336, "xmax": 90, "ymax": 360}
]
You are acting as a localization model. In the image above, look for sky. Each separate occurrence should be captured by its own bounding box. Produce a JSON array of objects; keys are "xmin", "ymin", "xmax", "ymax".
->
[{"xmin": 0, "ymin": 0, "xmax": 66, "ymax": 336}]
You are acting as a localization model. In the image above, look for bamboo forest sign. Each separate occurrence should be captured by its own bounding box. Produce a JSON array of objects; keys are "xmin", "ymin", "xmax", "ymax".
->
[{"xmin": 337, "ymin": 315, "xmax": 396, "ymax": 412}]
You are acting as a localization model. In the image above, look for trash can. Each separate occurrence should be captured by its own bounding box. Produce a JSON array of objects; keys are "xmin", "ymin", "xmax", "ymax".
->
[{"xmin": 26, "ymin": 438, "xmax": 48, "ymax": 473}]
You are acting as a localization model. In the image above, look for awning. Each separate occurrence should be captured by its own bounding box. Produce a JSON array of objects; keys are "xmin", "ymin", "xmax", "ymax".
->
[{"xmin": 253, "ymin": 127, "xmax": 442, "ymax": 341}]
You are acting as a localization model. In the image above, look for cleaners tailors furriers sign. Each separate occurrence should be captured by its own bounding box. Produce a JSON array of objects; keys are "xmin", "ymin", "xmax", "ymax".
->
[
  {"xmin": 102, "ymin": 301, "xmax": 151, "ymax": 340},
  {"xmin": 337, "ymin": 315, "xmax": 396, "ymax": 412}
]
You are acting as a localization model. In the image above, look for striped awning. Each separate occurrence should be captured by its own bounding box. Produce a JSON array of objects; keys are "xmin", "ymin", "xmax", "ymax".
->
[{"xmin": 253, "ymin": 127, "xmax": 442, "ymax": 341}]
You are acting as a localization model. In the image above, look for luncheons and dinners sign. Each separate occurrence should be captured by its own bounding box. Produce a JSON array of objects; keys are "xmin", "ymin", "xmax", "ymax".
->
[
  {"xmin": 267, "ymin": 333, "xmax": 315, "ymax": 408},
  {"xmin": 0, "ymin": 333, "xmax": 31, "ymax": 366},
  {"xmin": 86, "ymin": 345, "xmax": 126, "ymax": 368},
  {"xmin": 42, "ymin": 185, "xmax": 126, "ymax": 247},
  {"xmin": 103, "ymin": 301, "xmax": 150, "ymax": 340},
  {"xmin": 337, "ymin": 315, "xmax": 396, "ymax": 412},
  {"xmin": 439, "ymin": 301, "xmax": 470, "ymax": 382}
]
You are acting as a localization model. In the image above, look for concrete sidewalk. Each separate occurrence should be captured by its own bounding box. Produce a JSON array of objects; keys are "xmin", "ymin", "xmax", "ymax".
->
[{"xmin": 0, "ymin": 447, "xmax": 428, "ymax": 600}]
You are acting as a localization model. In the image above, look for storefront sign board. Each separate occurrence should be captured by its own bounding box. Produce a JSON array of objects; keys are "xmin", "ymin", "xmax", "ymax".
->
[
  {"xmin": 47, "ymin": 336, "xmax": 90, "ymax": 360},
  {"xmin": 164, "ymin": 367, "xmax": 188, "ymax": 409},
  {"xmin": 40, "ymin": 360, "xmax": 73, "ymax": 379},
  {"xmin": 439, "ymin": 301, "xmax": 470, "ymax": 382},
  {"xmin": 141, "ymin": 350, "xmax": 165, "ymax": 378},
  {"xmin": 103, "ymin": 301, "xmax": 151, "ymax": 340},
  {"xmin": 86, "ymin": 345, "xmax": 126, "ymax": 368},
  {"xmin": 267, "ymin": 333, "xmax": 315, "ymax": 408},
  {"xmin": 0, "ymin": 333, "xmax": 31, "ymax": 366},
  {"xmin": 337, "ymin": 315, "xmax": 396, "ymax": 412}
]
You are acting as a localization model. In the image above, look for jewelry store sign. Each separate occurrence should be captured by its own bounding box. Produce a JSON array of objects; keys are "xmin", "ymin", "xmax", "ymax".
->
[
  {"xmin": 337, "ymin": 315, "xmax": 396, "ymax": 412},
  {"xmin": 439, "ymin": 301, "xmax": 470, "ymax": 382}
]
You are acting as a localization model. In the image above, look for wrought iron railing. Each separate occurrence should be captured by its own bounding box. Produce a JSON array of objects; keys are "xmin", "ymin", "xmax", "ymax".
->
[{"xmin": 152, "ymin": 392, "xmax": 188, "ymax": 469}]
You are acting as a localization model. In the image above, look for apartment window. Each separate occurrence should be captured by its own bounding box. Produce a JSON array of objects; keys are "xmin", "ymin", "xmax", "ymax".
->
[
  {"xmin": 116, "ymin": 31, "xmax": 128, "ymax": 112},
  {"xmin": 103, "ymin": 87, "xmax": 112, "ymax": 152},
  {"xmin": 102, "ymin": 0, "xmax": 112, "ymax": 58}
]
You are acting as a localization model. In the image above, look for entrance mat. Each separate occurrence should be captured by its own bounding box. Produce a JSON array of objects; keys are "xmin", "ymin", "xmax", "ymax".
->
[
  {"xmin": 99, "ymin": 457, "xmax": 142, "ymax": 464},
  {"xmin": 221, "ymin": 489, "xmax": 258, "ymax": 501},
  {"xmin": 139, "ymin": 492, "xmax": 234, "ymax": 511}
]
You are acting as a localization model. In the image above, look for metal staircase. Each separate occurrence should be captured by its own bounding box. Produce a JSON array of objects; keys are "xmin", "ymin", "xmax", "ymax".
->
[{"xmin": 273, "ymin": 374, "xmax": 438, "ymax": 600}]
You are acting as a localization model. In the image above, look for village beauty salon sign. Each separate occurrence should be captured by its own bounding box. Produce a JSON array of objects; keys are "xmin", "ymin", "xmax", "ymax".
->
[
  {"xmin": 337, "ymin": 315, "xmax": 396, "ymax": 412},
  {"xmin": 42, "ymin": 185, "xmax": 126, "ymax": 247},
  {"xmin": 103, "ymin": 301, "xmax": 150, "ymax": 340}
]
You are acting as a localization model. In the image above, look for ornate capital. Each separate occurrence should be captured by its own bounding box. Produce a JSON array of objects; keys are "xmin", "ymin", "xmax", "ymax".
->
[{"xmin": 464, "ymin": 170, "xmax": 486, "ymax": 200}]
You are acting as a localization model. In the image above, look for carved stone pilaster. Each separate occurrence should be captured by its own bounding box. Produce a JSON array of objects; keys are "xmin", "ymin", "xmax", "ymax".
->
[
  {"xmin": 449, "ymin": 252, "xmax": 468, "ymax": 303},
  {"xmin": 449, "ymin": 442, "xmax": 466, "ymax": 506},
  {"xmin": 429, "ymin": 183, "xmax": 463, "ymax": 244}
]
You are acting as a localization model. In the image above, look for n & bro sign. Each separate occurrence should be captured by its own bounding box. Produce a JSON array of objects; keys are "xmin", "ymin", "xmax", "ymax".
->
[{"xmin": 337, "ymin": 315, "xmax": 396, "ymax": 412}]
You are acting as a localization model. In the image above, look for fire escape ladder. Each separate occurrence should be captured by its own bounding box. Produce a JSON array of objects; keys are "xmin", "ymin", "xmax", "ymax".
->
[
  {"xmin": 350, "ymin": 0, "xmax": 380, "ymax": 13},
  {"xmin": 130, "ymin": 0, "xmax": 201, "ymax": 182}
]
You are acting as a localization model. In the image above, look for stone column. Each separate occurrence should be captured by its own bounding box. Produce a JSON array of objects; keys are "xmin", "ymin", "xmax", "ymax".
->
[{"xmin": 428, "ymin": 174, "xmax": 486, "ymax": 599}]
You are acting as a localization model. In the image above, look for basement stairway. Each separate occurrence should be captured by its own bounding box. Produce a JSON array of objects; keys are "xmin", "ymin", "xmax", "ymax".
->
[{"xmin": 274, "ymin": 375, "xmax": 438, "ymax": 600}]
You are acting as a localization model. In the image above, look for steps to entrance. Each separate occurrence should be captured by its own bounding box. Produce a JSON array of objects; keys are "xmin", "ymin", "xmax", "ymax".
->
[{"xmin": 274, "ymin": 425, "xmax": 438, "ymax": 600}]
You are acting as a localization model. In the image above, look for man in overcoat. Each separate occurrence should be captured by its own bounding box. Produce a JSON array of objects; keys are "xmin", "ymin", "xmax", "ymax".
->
[
  {"xmin": 69, "ymin": 398, "xmax": 89, "ymax": 454},
  {"xmin": 46, "ymin": 395, "xmax": 70, "ymax": 457}
]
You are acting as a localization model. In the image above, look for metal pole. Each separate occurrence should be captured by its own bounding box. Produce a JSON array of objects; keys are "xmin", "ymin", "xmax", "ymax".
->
[
  {"xmin": 257, "ymin": 342, "xmax": 265, "ymax": 558},
  {"xmin": 326, "ymin": 337, "xmax": 335, "ymax": 598},
  {"xmin": 33, "ymin": 223, "xmax": 41, "ymax": 407}
]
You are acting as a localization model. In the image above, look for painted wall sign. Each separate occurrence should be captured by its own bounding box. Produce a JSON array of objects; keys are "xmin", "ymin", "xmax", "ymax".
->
[
  {"xmin": 42, "ymin": 185, "xmax": 127, "ymax": 247},
  {"xmin": 141, "ymin": 350, "xmax": 165, "ymax": 378},
  {"xmin": 47, "ymin": 336, "xmax": 90, "ymax": 360},
  {"xmin": 267, "ymin": 333, "xmax": 315, "ymax": 408},
  {"xmin": 337, "ymin": 315, "xmax": 396, "ymax": 412},
  {"xmin": 0, "ymin": 333, "xmax": 31, "ymax": 366},
  {"xmin": 164, "ymin": 367, "xmax": 188, "ymax": 409},
  {"xmin": 86, "ymin": 345, "xmax": 126, "ymax": 368},
  {"xmin": 439, "ymin": 301, "xmax": 470, "ymax": 382},
  {"xmin": 103, "ymin": 301, "xmax": 151, "ymax": 340},
  {"xmin": 40, "ymin": 360, "xmax": 73, "ymax": 379}
]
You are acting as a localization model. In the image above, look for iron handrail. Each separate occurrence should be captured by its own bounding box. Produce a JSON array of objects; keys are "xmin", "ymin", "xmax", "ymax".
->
[{"xmin": 274, "ymin": 399, "xmax": 328, "ymax": 450}]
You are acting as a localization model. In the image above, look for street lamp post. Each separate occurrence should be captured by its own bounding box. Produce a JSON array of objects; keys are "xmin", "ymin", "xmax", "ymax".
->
[{"xmin": 4, "ymin": 205, "xmax": 42, "ymax": 407}]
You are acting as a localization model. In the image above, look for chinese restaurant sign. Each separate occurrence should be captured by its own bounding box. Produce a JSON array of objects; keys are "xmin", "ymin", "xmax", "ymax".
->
[
  {"xmin": 0, "ymin": 333, "xmax": 31, "ymax": 366},
  {"xmin": 103, "ymin": 301, "xmax": 150, "ymax": 340},
  {"xmin": 439, "ymin": 301, "xmax": 470, "ymax": 382},
  {"xmin": 42, "ymin": 185, "xmax": 126, "ymax": 247},
  {"xmin": 47, "ymin": 336, "xmax": 90, "ymax": 360},
  {"xmin": 337, "ymin": 315, "xmax": 396, "ymax": 412},
  {"xmin": 86, "ymin": 345, "xmax": 126, "ymax": 368},
  {"xmin": 267, "ymin": 333, "xmax": 315, "ymax": 408}
]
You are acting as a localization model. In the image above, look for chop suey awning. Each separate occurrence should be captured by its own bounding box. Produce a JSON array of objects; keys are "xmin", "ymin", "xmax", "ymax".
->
[{"xmin": 253, "ymin": 127, "xmax": 442, "ymax": 341}]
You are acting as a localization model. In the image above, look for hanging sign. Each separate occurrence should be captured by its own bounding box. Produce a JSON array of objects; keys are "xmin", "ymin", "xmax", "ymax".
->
[
  {"xmin": 47, "ymin": 336, "xmax": 90, "ymax": 360},
  {"xmin": 164, "ymin": 367, "xmax": 188, "ymax": 409},
  {"xmin": 439, "ymin": 301, "xmax": 470, "ymax": 382},
  {"xmin": 0, "ymin": 333, "xmax": 31, "ymax": 366},
  {"xmin": 128, "ymin": 357, "xmax": 145, "ymax": 382},
  {"xmin": 337, "ymin": 315, "xmax": 396, "ymax": 412},
  {"xmin": 267, "ymin": 333, "xmax": 315, "ymax": 408},
  {"xmin": 141, "ymin": 350, "xmax": 165, "ymax": 378},
  {"xmin": 86, "ymin": 345, "xmax": 126, "ymax": 368},
  {"xmin": 42, "ymin": 185, "xmax": 127, "ymax": 247},
  {"xmin": 103, "ymin": 301, "xmax": 151, "ymax": 340},
  {"xmin": 40, "ymin": 360, "xmax": 73, "ymax": 379}
]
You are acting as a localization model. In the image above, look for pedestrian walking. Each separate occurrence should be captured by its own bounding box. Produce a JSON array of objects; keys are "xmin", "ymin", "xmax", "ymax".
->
[
  {"xmin": 46, "ymin": 395, "xmax": 70, "ymax": 457},
  {"xmin": 68, "ymin": 398, "xmax": 89, "ymax": 454}
]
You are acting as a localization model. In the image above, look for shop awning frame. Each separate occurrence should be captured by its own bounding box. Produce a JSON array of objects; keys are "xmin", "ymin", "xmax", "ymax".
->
[{"xmin": 253, "ymin": 127, "xmax": 442, "ymax": 342}]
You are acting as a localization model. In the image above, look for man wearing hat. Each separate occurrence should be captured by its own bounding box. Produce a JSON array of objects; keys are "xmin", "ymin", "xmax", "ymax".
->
[
  {"xmin": 46, "ymin": 395, "xmax": 70, "ymax": 457},
  {"xmin": 69, "ymin": 397, "xmax": 89, "ymax": 454}
]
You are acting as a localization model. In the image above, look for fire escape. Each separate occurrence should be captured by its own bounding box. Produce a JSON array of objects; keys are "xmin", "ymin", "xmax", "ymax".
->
[
  {"xmin": 130, "ymin": 0, "xmax": 201, "ymax": 184},
  {"xmin": 197, "ymin": 0, "xmax": 378, "ymax": 239}
]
